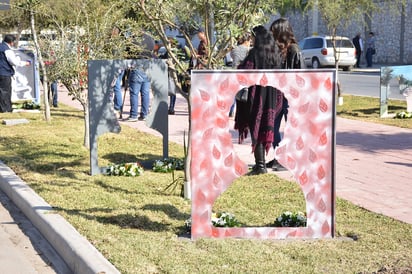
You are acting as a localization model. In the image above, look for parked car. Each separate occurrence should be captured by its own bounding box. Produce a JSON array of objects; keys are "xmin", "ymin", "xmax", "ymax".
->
[{"xmin": 298, "ymin": 35, "xmax": 357, "ymax": 71}]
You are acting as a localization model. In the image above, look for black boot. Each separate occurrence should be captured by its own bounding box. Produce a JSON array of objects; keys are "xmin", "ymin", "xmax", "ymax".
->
[
  {"xmin": 248, "ymin": 143, "xmax": 267, "ymax": 175},
  {"xmin": 266, "ymin": 158, "xmax": 275, "ymax": 168}
]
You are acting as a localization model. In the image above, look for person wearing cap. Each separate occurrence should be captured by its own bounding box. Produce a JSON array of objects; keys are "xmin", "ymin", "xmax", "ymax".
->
[{"xmin": 0, "ymin": 34, "xmax": 31, "ymax": 112}]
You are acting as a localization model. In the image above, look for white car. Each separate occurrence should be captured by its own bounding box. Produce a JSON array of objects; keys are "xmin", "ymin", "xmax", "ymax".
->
[{"xmin": 298, "ymin": 35, "xmax": 357, "ymax": 71}]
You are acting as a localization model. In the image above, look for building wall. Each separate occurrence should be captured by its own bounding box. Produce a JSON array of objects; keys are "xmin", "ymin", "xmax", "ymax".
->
[{"xmin": 273, "ymin": 1, "xmax": 412, "ymax": 65}]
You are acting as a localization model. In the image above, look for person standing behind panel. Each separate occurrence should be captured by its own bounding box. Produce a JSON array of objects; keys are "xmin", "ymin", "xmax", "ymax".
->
[
  {"xmin": 0, "ymin": 34, "xmax": 31, "ymax": 112},
  {"xmin": 352, "ymin": 32, "xmax": 363, "ymax": 68},
  {"xmin": 269, "ymin": 17, "xmax": 304, "ymax": 171},
  {"xmin": 235, "ymin": 25, "xmax": 282, "ymax": 175},
  {"xmin": 229, "ymin": 32, "xmax": 252, "ymax": 117}
]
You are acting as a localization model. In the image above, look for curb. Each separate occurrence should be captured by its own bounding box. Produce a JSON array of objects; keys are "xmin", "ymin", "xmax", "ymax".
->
[{"xmin": 0, "ymin": 161, "xmax": 120, "ymax": 274}]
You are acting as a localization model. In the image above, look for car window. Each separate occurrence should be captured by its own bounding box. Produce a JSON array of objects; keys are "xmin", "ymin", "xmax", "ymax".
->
[
  {"xmin": 326, "ymin": 39, "xmax": 354, "ymax": 48},
  {"xmin": 304, "ymin": 38, "xmax": 324, "ymax": 49}
]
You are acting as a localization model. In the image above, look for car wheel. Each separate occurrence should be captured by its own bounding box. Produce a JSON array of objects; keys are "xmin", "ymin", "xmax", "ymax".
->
[{"xmin": 312, "ymin": 58, "xmax": 320, "ymax": 69}]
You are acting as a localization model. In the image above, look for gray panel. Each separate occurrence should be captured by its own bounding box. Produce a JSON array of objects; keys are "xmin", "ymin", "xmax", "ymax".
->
[{"xmin": 87, "ymin": 59, "xmax": 168, "ymax": 175}]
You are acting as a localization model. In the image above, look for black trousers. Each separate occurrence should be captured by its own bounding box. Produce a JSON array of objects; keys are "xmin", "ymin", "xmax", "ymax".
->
[
  {"xmin": 0, "ymin": 75, "xmax": 12, "ymax": 112},
  {"xmin": 355, "ymin": 51, "xmax": 362, "ymax": 67}
]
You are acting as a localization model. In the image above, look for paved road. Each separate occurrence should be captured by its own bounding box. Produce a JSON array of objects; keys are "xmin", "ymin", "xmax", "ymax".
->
[
  {"xmin": 0, "ymin": 190, "xmax": 69, "ymax": 274},
  {"xmin": 339, "ymin": 65, "xmax": 407, "ymax": 100}
]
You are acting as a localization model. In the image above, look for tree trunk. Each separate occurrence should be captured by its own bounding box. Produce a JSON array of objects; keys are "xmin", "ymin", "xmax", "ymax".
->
[
  {"xmin": 183, "ymin": 100, "xmax": 192, "ymax": 200},
  {"xmin": 29, "ymin": 9, "xmax": 51, "ymax": 122},
  {"xmin": 83, "ymin": 104, "xmax": 90, "ymax": 149}
]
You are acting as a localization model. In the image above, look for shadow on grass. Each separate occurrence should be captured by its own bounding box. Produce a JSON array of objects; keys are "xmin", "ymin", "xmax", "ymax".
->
[
  {"xmin": 50, "ymin": 107, "xmax": 85, "ymax": 119},
  {"xmin": 102, "ymin": 152, "xmax": 165, "ymax": 169},
  {"xmin": 141, "ymin": 204, "xmax": 189, "ymax": 221},
  {"xmin": 0, "ymin": 136, "xmax": 85, "ymax": 178},
  {"xmin": 338, "ymin": 105, "xmax": 406, "ymax": 117},
  {"xmin": 54, "ymin": 204, "xmax": 189, "ymax": 232},
  {"xmin": 93, "ymin": 179, "xmax": 167, "ymax": 196},
  {"xmin": 96, "ymin": 213, "xmax": 171, "ymax": 231}
]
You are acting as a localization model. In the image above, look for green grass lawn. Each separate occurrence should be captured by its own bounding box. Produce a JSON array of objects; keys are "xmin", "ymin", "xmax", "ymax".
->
[
  {"xmin": 0, "ymin": 100, "xmax": 411, "ymax": 273},
  {"xmin": 337, "ymin": 95, "xmax": 411, "ymax": 129}
]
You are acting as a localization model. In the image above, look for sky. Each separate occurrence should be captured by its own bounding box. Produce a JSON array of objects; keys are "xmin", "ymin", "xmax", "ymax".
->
[{"xmin": 386, "ymin": 65, "xmax": 412, "ymax": 80}]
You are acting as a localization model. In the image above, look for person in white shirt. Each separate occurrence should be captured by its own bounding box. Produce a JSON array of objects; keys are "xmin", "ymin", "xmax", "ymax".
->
[{"xmin": 0, "ymin": 34, "xmax": 31, "ymax": 112}]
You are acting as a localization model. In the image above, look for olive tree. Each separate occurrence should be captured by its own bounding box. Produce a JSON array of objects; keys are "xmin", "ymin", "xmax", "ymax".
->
[
  {"xmin": 122, "ymin": 0, "xmax": 302, "ymax": 197},
  {"xmin": 36, "ymin": 0, "xmax": 126, "ymax": 148}
]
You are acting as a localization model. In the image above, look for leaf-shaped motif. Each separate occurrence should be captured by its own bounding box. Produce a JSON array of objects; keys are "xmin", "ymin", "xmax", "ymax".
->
[
  {"xmin": 322, "ymin": 221, "xmax": 330, "ymax": 235},
  {"xmin": 287, "ymin": 156, "xmax": 296, "ymax": 170},
  {"xmin": 324, "ymin": 77, "xmax": 332, "ymax": 90},
  {"xmin": 220, "ymin": 78, "xmax": 230, "ymax": 90},
  {"xmin": 213, "ymin": 173, "xmax": 221, "ymax": 186},
  {"xmin": 309, "ymin": 149, "xmax": 317, "ymax": 162},
  {"xmin": 260, "ymin": 74, "xmax": 268, "ymax": 86},
  {"xmin": 296, "ymin": 136, "xmax": 304, "ymax": 150},
  {"xmin": 218, "ymin": 134, "xmax": 232, "ymax": 147},
  {"xmin": 216, "ymin": 118, "xmax": 227, "ymax": 128},
  {"xmin": 319, "ymin": 99, "xmax": 328, "ymax": 112},
  {"xmin": 212, "ymin": 145, "xmax": 221, "ymax": 159},
  {"xmin": 237, "ymin": 74, "xmax": 248, "ymax": 86},
  {"xmin": 299, "ymin": 170, "xmax": 308, "ymax": 185},
  {"xmin": 317, "ymin": 198, "xmax": 327, "ymax": 212},
  {"xmin": 224, "ymin": 153, "xmax": 233, "ymax": 166},
  {"xmin": 217, "ymin": 99, "xmax": 227, "ymax": 110},
  {"xmin": 289, "ymin": 87, "xmax": 300, "ymax": 99},
  {"xmin": 234, "ymin": 161, "xmax": 246, "ymax": 176},
  {"xmin": 306, "ymin": 188, "xmax": 315, "ymax": 201},
  {"xmin": 279, "ymin": 73, "xmax": 287, "ymax": 88},
  {"xmin": 275, "ymin": 144, "xmax": 286, "ymax": 156},
  {"xmin": 311, "ymin": 77, "xmax": 320, "ymax": 89},
  {"xmin": 319, "ymin": 132, "xmax": 328, "ymax": 146},
  {"xmin": 200, "ymin": 89, "xmax": 210, "ymax": 101},
  {"xmin": 317, "ymin": 165, "xmax": 326, "ymax": 180},
  {"xmin": 289, "ymin": 115, "xmax": 299, "ymax": 128},
  {"xmin": 296, "ymin": 74, "xmax": 305, "ymax": 87},
  {"xmin": 298, "ymin": 102, "xmax": 310, "ymax": 114},
  {"xmin": 200, "ymin": 159, "xmax": 209, "ymax": 170},
  {"xmin": 203, "ymin": 128, "xmax": 214, "ymax": 139}
]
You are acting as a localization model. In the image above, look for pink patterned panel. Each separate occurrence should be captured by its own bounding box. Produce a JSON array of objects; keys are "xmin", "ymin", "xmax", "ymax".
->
[{"xmin": 190, "ymin": 70, "xmax": 336, "ymax": 239}]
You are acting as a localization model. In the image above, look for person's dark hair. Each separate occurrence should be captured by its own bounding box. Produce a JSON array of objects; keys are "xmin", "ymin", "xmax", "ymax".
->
[
  {"xmin": 3, "ymin": 34, "xmax": 16, "ymax": 44},
  {"xmin": 369, "ymin": 31, "xmax": 374, "ymax": 36},
  {"xmin": 249, "ymin": 25, "xmax": 280, "ymax": 69},
  {"xmin": 270, "ymin": 18, "xmax": 298, "ymax": 58}
]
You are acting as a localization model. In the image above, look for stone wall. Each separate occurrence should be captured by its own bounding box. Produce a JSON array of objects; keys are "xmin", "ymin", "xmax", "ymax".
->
[{"xmin": 270, "ymin": 1, "xmax": 412, "ymax": 65}]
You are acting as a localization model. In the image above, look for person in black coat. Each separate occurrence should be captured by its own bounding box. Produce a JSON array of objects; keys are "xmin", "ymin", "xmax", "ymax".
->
[{"xmin": 352, "ymin": 33, "xmax": 363, "ymax": 68}]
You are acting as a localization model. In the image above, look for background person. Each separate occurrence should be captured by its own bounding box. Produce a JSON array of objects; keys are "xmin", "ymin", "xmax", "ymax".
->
[
  {"xmin": 0, "ymin": 34, "xmax": 31, "ymax": 112},
  {"xmin": 125, "ymin": 31, "xmax": 154, "ymax": 122},
  {"xmin": 352, "ymin": 32, "xmax": 363, "ymax": 68},
  {"xmin": 190, "ymin": 27, "xmax": 209, "ymax": 70},
  {"xmin": 229, "ymin": 32, "xmax": 252, "ymax": 117},
  {"xmin": 366, "ymin": 31, "xmax": 376, "ymax": 67},
  {"xmin": 234, "ymin": 25, "xmax": 281, "ymax": 175},
  {"xmin": 269, "ymin": 17, "xmax": 304, "ymax": 171}
]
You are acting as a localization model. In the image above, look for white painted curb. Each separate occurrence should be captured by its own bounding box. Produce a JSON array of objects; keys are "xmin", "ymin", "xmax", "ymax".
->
[{"xmin": 0, "ymin": 161, "xmax": 120, "ymax": 274}]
